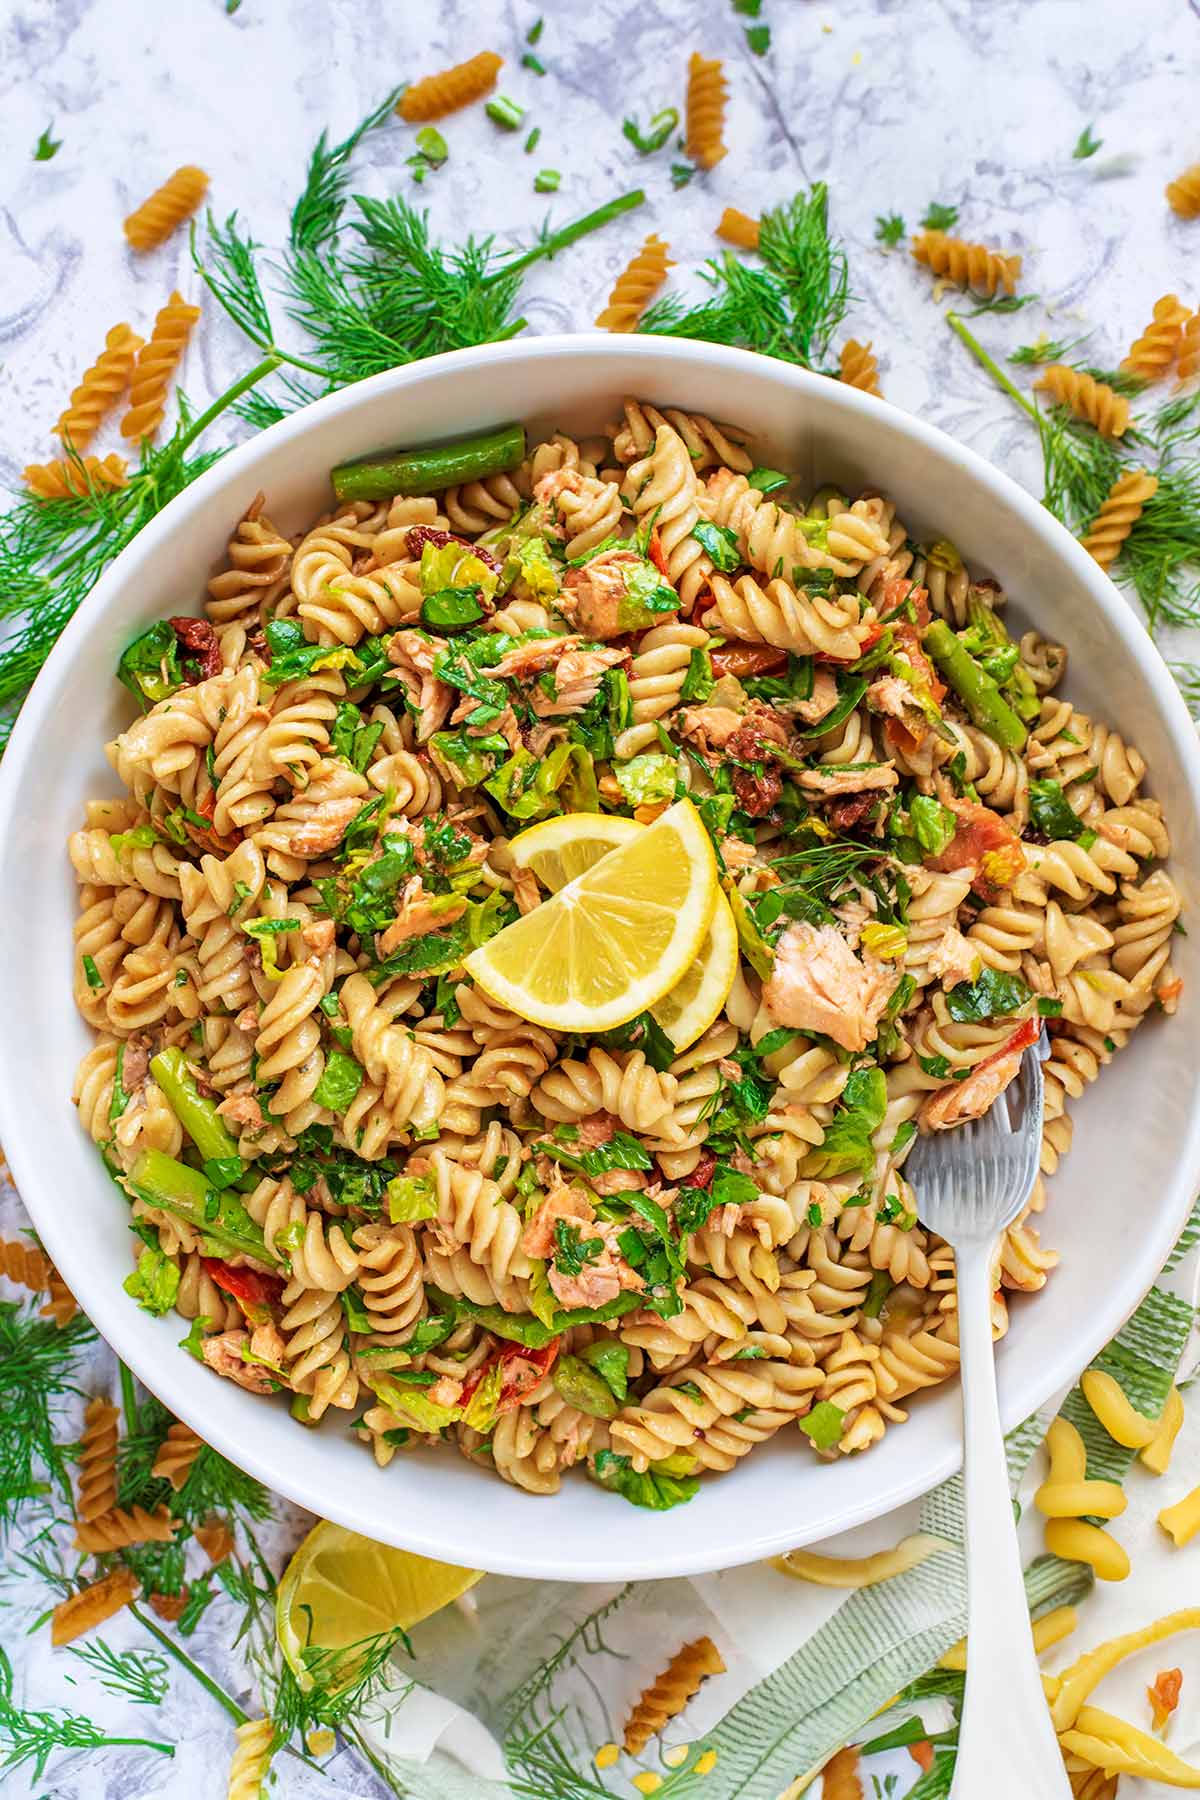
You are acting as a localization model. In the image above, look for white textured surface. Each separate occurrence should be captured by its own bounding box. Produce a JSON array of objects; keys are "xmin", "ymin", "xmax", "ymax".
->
[{"xmin": 1, "ymin": 2, "xmax": 1199, "ymax": 1796}]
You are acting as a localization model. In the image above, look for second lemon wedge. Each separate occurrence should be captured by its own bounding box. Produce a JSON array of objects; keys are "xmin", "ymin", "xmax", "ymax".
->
[{"xmin": 466, "ymin": 798, "xmax": 718, "ymax": 1032}]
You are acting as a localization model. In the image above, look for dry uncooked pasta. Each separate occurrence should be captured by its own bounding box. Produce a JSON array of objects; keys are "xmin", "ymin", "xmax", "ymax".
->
[
  {"xmin": 121, "ymin": 291, "xmax": 202, "ymax": 441},
  {"xmin": 76, "ymin": 1397, "xmax": 121, "ymax": 1522},
  {"xmin": 54, "ymin": 324, "xmax": 143, "ymax": 447},
  {"xmin": 1166, "ymin": 163, "xmax": 1200, "ymax": 218},
  {"xmin": 1120, "ymin": 292, "xmax": 1189, "ymax": 381},
  {"xmin": 50, "ymin": 1568, "xmax": 139, "ymax": 1646},
  {"xmin": 1034, "ymin": 366, "xmax": 1130, "ymax": 438},
  {"xmin": 595, "ymin": 236, "xmax": 674, "ymax": 332},
  {"xmin": 911, "ymin": 229, "xmax": 1020, "ymax": 297},
  {"xmin": 151, "ymin": 1419, "xmax": 204, "ymax": 1489},
  {"xmin": 623, "ymin": 1635, "xmax": 726, "ymax": 1753},
  {"xmin": 839, "ymin": 339, "xmax": 881, "ymax": 396},
  {"xmin": 685, "ymin": 53, "xmax": 728, "ymax": 169},
  {"xmin": 398, "ymin": 52, "xmax": 502, "ymax": 122},
  {"xmin": 124, "ymin": 166, "xmax": 209, "ymax": 251},
  {"xmin": 1079, "ymin": 469, "xmax": 1158, "ymax": 568},
  {"xmin": 72, "ymin": 400, "xmax": 1178, "ymax": 1506},
  {"xmin": 24, "ymin": 453, "xmax": 128, "ymax": 498},
  {"xmin": 716, "ymin": 207, "xmax": 760, "ymax": 250}
]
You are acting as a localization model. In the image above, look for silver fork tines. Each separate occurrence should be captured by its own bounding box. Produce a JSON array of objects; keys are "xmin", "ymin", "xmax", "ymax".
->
[{"xmin": 903, "ymin": 1032, "xmax": 1048, "ymax": 1248}]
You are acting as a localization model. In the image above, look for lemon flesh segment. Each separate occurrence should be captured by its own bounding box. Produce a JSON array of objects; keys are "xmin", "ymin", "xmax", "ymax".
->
[
  {"xmin": 510, "ymin": 812, "xmax": 644, "ymax": 892},
  {"xmin": 276, "ymin": 1519, "xmax": 482, "ymax": 1690},
  {"xmin": 650, "ymin": 889, "xmax": 739, "ymax": 1051},
  {"xmin": 465, "ymin": 798, "xmax": 718, "ymax": 1032}
]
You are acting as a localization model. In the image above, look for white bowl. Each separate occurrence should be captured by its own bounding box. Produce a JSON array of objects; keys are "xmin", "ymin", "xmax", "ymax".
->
[{"xmin": 3, "ymin": 336, "xmax": 1197, "ymax": 1581}]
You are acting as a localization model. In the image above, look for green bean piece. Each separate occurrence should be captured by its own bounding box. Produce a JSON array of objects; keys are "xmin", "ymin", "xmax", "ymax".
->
[
  {"xmin": 127, "ymin": 1150, "xmax": 274, "ymax": 1266},
  {"xmin": 922, "ymin": 619, "xmax": 1028, "ymax": 752},
  {"xmin": 330, "ymin": 422, "xmax": 527, "ymax": 503},
  {"xmin": 966, "ymin": 591, "xmax": 1040, "ymax": 720},
  {"xmin": 150, "ymin": 1047, "xmax": 242, "ymax": 1173},
  {"xmin": 552, "ymin": 1353, "xmax": 620, "ymax": 1419}
]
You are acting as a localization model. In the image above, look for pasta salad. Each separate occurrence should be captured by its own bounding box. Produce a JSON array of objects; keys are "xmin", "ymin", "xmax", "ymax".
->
[{"xmin": 69, "ymin": 396, "xmax": 1181, "ymax": 1506}]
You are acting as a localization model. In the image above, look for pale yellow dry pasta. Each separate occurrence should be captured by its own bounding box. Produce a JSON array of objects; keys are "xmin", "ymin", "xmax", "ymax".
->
[
  {"xmin": 1140, "ymin": 1385, "xmax": 1185, "ymax": 1474},
  {"xmin": 771, "ymin": 1532, "xmax": 947, "ymax": 1589},
  {"xmin": 1061, "ymin": 1705, "xmax": 1200, "ymax": 1785},
  {"xmin": 1043, "ymin": 1518, "xmax": 1129, "ymax": 1581},
  {"xmin": 1158, "ymin": 1483, "xmax": 1200, "ymax": 1548},
  {"xmin": 1034, "ymin": 1417, "xmax": 1126, "ymax": 1519},
  {"xmin": 1080, "ymin": 1369, "xmax": 1157, "ymax": 1447},
  {"xmin": 1050, "ymin": 1607, "xmax": 1200, "ymax": 1731}
]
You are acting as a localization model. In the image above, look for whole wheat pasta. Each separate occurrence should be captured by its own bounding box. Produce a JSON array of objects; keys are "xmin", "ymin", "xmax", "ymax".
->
[
  {"xmin": 839, "ymin": 339, "xmax": 882, "ymax": 395},
  {"xmin": 121, "ymin": 290, "xmax": 202, "ymax": 441},
  {"xmin": 24, "ymin": 453, "xmax": 128, "ymax": 498},
  {"xmin": 1079, "ymin": 469, "xmax": 1158, "ymax": 568},
  {"xmin": 623, "ymin": 1635, "xmax": 726, "ymax": 1753},
  {"xmin": 0, "ymin": 1235, "xmax": 50, "ymax": 1294},
  {"xmin": 911, "ymin": 229, "xmax": 1020, "ymax": 296},
  {"xmin": 1177, "ymin": 310, "xmax": 1200, "ymax": 385},
  {"xmin": 1034, "ymin": 365, "xmax": 1130, "ymax": 437},
  {"xmin": 73, "ymin": 1503, "xmax": 180, "ymax": 1553},
  {"xmin": 1166, "ymin": 163, "xmax": 1200, "ymax": 218},
  {"xmin": 595, "ymin": 236, "xmax": 674, "ymax": 332},
  {"xmin": 75, "ymin": 1397, "xmax": 120, "ymax": 1522},
  {"xmin": 1120, "ymin": 292, "xmax": 1189, "ymax": 381},
  {"xmin": 54, "ymin": 323, "xmax": 143, "ymax": 447},
  {"xmin": 685, "ymin": 53, "xmax": 728, "ymax": 169},
  {"xmin": 71, "ymin": 400, "xmax": 1178, "ymax": 1506},
  {"xmin": 151, "ymin": 1419, "xmax": 204, "ymax": 1490},
  {"xmin": 716, "ymin": 206, "xmax": 760, "ymax": 250},
  {"xmin": 51, "ymin": 1568, "xmax": 139, "ymax": 1646},
  {"xmin": 124, "ymin": 165, "xmax": 209, "ymax": 251},
  {"xmin": 398, "ymin": 52, "xmax": 502, "ymax": 122}
]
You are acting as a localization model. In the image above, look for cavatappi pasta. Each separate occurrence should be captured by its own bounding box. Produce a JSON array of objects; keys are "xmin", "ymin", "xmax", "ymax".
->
[{"xmin": 71, "ymin": 399, "xmax": 1180, "ymax": 1506}]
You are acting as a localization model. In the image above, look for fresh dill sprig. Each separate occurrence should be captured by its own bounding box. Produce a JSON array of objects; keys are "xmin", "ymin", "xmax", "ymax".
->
[
  {"xmin": 195, "ymin": 89, "xmax": 645, "ymax": 418},
  {"xmin": 0, "ymin": 360, "xmax": 279, "ymax": 745},
  {"xmin": 638, "ymin": 185, "xmax": 851, "ymax": 371},
  {"xmin": 67, "ymin": 1640, "xmax": 171, "ymax": 1708},
  {"xmin": 920, "ymin": 200, "xmax": 960, "ymax": 232},
  {"xmin": 1080, "ymin": 363, "xmax": 1147, "ymax": 398},
  {"xmin": 117, "ymin": 1394, "xmax": 271, "ymax": 1529},
  {"xmin": 0, "ymin": 1299, "xmax": 96, "ymax": 1530},
  {"xmin": 1009, "ymin": 333, "xmax": 1088, "ymax": 366},
  {"xmin": 1124, "ymin": 466, "xmax": 1200, "ymax": 631},
  {"xmin": 966, "ymin": 292, "xmax": 1039, "ymax": 316},
  {"xmin": 290, "ymin": 86, "xmax": 405, "ymax": 253},
  {"xmin": 0, "ymin": 1648, "xmax": 172, "ymax": 1781}
]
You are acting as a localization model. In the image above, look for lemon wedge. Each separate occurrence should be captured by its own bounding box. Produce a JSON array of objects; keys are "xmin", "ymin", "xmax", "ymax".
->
[
  {"xmin": 466, "ymin": 798, "xmax": 718, "ymax": 1032},
  {"xmin": 509, "ymin": 810, "xmax": 739, "ymax": 1050},
  {"xmin": 649, "ymin": 889, "xmax": 739, "ymax": 1050},
  {"xmin": 508, "ymin": 811, "xmax": 645, "ymax": 891},
  {"xmin": 276, "ymin": 1520, "xmax": 483, "ymax": 1691}
]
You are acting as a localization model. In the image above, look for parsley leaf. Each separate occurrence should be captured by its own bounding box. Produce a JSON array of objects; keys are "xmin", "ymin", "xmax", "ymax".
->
[
  {"xmin": 874, "ymin": 212, "xmax": 906, "ymax": 248},
  {"xmin": 945, "ymin": 968, "xmax": 1033, "ymax": 1022},
  {"xmin": 920, "ymin": 200, "xmax": 960, "ymax": 232},
  {"xmin": 1072, "ymin": 123, "xmax": 1103, "ymax": 160}
]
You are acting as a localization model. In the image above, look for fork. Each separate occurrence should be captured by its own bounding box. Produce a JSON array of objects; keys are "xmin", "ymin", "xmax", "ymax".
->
[{"xmin": 904, "ymin": 1031, "xmax": 1071, "ymax": 1799}]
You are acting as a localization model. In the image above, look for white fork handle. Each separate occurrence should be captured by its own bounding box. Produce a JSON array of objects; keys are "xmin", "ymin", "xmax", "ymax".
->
[{"xmin": 950, "ymin": 1241, "xmax": 1071, "ymax": 1800}]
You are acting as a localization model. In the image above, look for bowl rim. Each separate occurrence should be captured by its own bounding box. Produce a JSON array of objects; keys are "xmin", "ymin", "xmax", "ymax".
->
[{"xmin": 4, "ymin": 331, "xmax": 1199, "ymax": 1580}]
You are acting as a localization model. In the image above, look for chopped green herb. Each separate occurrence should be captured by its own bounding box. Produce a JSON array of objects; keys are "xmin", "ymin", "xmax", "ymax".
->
[
  {"xmin": 744, "ymin": 24, "xmax": 771, "ymax": 53},
  {"xmin": 524, "ymin": 125, "xmax": 541, "ymax": 154},
  {"xmin": 591, "ymin": 1447, "xmax": 698, "ymax": 1510},
  {"xmin": 1029, "ymin": 777, "xmax": 1090, "ymax": 842},
  {"xmin": 310, "ymin": 1049, "xmax": 364, "ymax": 1114},
  {"xmin": 670, "ymin": 161, "xmax": 695, "ymax": 189},
  {"xmin": 799, "ymin": 1400, "xmax": 845, "ymax": 1450},
  {"xmin": 486, "ymin": 94, "xmax": 526, "ymax": 130},
  {"xmin": 875, "ymin": 212, "xmax": 906, "ymax": 248},
  {"xmin": 123, "ymin": 1245, "xmax": 182, "ymax": 1318},
  {"xmin": 622, "ymin": 108, "xmax": 679, "ymax": 156},
  {"xmin": 692, "ymin": 519, "xmax": 742, "ymax": 572},
  {"xmin": 522, "ymin": 51, "xmax": 546, "ymax": 75},
  {"xmin": 534, "ymin": 168, "xmax": 561, "ymax": 193},
  {"xmin": 945, "ymin": 968, "xmax": 1033, "ymax": 1022},
  {"xmin": 526, "ymin": 15, "xmax": 544, "ymax": 41},
  {"xmin": 1072, "ymin": 123, "xmax": 1103, "ymax": 160},
  {"xmin": 82, "ymin": 954, "xmax": 104, "ymax": 990},
  {"xmin": 920, "ymin": 201, "xmax": 960, "ymax": 232},
  {"xmin": 34, "ymin": 123, "xmax": 62, "ymax": 161}
]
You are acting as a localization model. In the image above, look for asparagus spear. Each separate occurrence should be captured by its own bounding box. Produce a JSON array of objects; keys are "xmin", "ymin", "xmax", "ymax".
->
[
  {"xmin": 330, "ymin": 422, "xmax": 526, "ymax": 503},
  {"xmin": 922, "ymin": 619, "xmax": 1028, "ymax": 752},
  {"xmin": 150, "ymin": 1047, "xmax": 243, "ymax": 1187},
  {"xmin": 966, "ymin": 592, "xmax": 1041, "ymax": 722},
  {"xmin": 126, "ymin": 1150, "xmax": 275, "ymax": 1266}
]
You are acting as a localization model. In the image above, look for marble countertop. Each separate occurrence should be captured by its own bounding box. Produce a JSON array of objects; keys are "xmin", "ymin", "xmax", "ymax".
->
[{"xmin": 0, "ymin": 1, "xmax": 1198, "ymax": 1795}]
